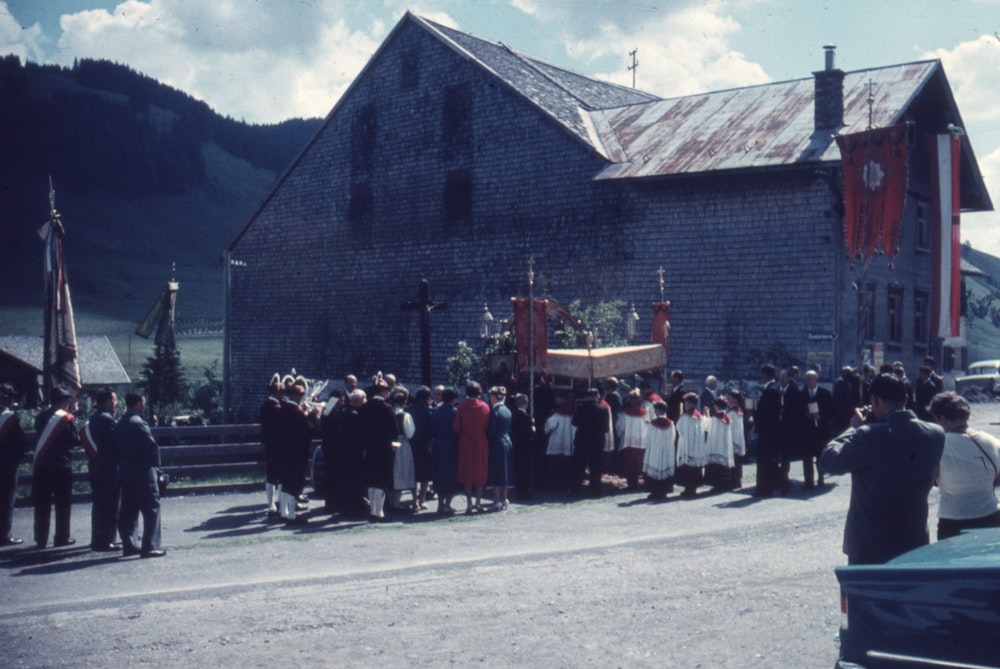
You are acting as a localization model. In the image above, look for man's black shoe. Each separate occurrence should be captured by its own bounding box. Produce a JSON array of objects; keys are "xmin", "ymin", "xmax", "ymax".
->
[
  {"xmin": 122, "ymin": 547, "xmax": 141, "ymax": 557},
  {"xmin": 54, "ymin": 538, "xmax": 76, "ymax": 547},
  {"xmin": 140, "ymin": 549, "xmax": 166, "ymax": 558},
  {"xmin": 2, "ymin": 537, "xmax": 24, "ymax": 546},
  {"xmin": 284, "ymin": 516, "xmax": 308, "ymax": 526}
]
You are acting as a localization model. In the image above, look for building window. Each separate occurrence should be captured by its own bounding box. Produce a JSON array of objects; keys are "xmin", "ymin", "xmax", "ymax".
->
[
  {"xmin": 915, "ymin": 200, "xmax": 930, "ymax": 252},
  {"xmin": 401, "ymin": 51, "xmax": 420, "ymax": 90},
  {"xmin": 444, "ymin": 169, "xmax": 473, "ymax": 223},
  {"xmin": 888, "ymin": 284, "xmax": 904, "ymax": 345},
  {"xmin": 348, "ymin": 180, "xmax": 373, "ymax": 225},
  {"xmin": 859, "ymin": 282, "xmax": 876, "ymax": 343},
  {"xmin": 914, "ymin": 290, "xmax": 929, "ymax": 350},
  {"xmin": 442, "ymin": 84, "xmax": 472, "ymax": 162},
  {"xmin": 351, "ymin": 103, "xmax": 376, "ymax": 174}
]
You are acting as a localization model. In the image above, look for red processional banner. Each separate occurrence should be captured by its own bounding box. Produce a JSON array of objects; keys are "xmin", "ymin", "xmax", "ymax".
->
[
  {"xmin": 651, "ymin": 302, "xmax": 671, "ymax": 357},
  {"xmin": 512, "ymin": 298, "xmax": 548, "ymax": 370},
  {"xmin": 836, "ymin": 124, "xmax": 909, "ymax": 259}
]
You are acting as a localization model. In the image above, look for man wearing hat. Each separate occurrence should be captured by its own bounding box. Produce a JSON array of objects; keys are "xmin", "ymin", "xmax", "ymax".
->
[
  {"xmin": 33, "ymin": 386, "xmax": 82, "ymax": 548},
  {"xmin": 0, "ymin": 384, "xmax": 28, "ymax": 545}
]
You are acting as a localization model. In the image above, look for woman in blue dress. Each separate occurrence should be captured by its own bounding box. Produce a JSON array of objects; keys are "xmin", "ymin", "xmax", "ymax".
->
[{"xmin": 487, "ymin": 386, "xmax": 513, "ymax": 510}]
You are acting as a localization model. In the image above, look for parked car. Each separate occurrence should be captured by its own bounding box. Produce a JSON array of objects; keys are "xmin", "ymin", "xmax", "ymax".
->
[
  {"xmin": 834, "ymin": 528, "xmax": 1000, "ymax": 669},
  {"xmin": 954, "ymin": 359, "xmax": 1000, "ymax": 398}
]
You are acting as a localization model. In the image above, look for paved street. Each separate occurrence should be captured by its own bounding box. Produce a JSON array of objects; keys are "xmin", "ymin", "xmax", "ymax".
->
[{"xmin": 3, "ymin": 405, "xmax": 998, "ymax": 668}]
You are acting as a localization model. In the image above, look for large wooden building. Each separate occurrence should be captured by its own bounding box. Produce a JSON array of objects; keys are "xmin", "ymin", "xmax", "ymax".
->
[{"xmin": 224, "ymin": 12, "xmax": 992, "ymax": 419}]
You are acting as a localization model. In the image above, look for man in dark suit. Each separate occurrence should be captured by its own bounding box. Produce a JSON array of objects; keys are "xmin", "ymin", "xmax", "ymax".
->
[
  {"xmin": 278, "ymin": 379, "xmax": 312, "ymax": 526},
  {"xmin": 571, "ymin": 388, "xmax": 610, "ymax": 497},
  {"xmin": 0, "ymin": 384, "xmax": 28, "ymax": 546},
  {"xmin": 33, "ymin": 386, "xmax": 81, "ymax": 548},
  {"xmin": 754, "ymin": 364, "xmax": 781, "ymax": 497},
  {"xmin": 776, "ymin": 368, "xmax": 804, "ymax": 494},
  {"xmin": 820, "ymin": 374, "xmax": 945, "ymax": 565},
  {"xmin": 664, "ymin": 371, "xmax": 686, "ymax": 423},
  {"xmin": 800, "ymin": 371, "xmax": 834, "ymax": 489},
  {"xmin": 115, "ymin": 392, "xmax": 164, "ymax": 557},
  {"xmin": 83, "ymin": 386, "xmax": 120, "ymax": 551}
]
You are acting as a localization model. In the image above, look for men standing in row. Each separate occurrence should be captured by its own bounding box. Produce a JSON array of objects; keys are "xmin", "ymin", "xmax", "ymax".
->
[
  {"xmin": 116, "ymin": 392, "xmax": 165, "ymax": 557},
  {"xmin": 820, "ymin": 374, "xmax": 944, "ymax": 565},
  {"xmin": 359, "ymin": 377, "xmax": 396, "ymax": 522},
  {"xmin": 0, "ymin": 384, "xmax": 28, "ymax": 546},
  {"xmin": 33, "ymin": 386, "xmax": 81, "ymax": 548},
  {"xmin": 83, "ymin": 387, "xmax": 121, "ymax": 551}
]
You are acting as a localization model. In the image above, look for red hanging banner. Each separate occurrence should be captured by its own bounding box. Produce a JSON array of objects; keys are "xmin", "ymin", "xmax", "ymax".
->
[
  {"xmin": 836, "ymin": 124, "xmax": 909, "ymax": 259},
  {"xmin": 651, "ymin": 301, "xmax": 671, "ymax": 358},
  {"xmin": 512, "ymin": 298, "xmax": 548, "ymax": 370}
]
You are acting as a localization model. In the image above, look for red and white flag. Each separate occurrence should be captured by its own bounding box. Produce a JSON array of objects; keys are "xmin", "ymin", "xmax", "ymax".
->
[
  {"xmin": 38, "ymin": 211, "xmax": 82, "ymax": 395},
  {"xmin": 930, "ymin": 133, "xmax": 962, "ymax": 338}
]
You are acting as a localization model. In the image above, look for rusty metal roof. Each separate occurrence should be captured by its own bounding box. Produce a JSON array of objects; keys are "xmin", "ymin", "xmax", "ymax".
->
[{"xmin": 590, "ymin": 61, "xmax": 940, "ymax": 180}]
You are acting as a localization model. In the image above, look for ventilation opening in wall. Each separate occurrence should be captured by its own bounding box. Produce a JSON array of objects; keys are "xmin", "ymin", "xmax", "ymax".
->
[{"xmin": 401, "ymin": 51, "xmax": 420, "ymax": 90}]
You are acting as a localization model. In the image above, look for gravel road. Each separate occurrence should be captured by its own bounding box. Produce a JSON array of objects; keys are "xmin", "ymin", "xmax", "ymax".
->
[{"xmin": 3, "ymin": 403, "xmax": 998, "ymax": 668}]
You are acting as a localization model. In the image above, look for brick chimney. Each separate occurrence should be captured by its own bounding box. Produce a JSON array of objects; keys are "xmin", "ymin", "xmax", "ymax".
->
[{"xmin": 813, "ymin": 45, "xmax": 844, "ymax": 130}]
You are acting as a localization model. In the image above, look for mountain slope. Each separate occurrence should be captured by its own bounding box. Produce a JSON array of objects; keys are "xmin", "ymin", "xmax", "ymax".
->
[{"xmin": 0, "ymin": 55, "xmax": 321, "ymax": 323}]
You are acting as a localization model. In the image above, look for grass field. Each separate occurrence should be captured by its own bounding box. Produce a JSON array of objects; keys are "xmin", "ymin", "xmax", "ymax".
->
[{"xmin": 0, "ymin": 305, "xmax": 222, "ymax": 387}]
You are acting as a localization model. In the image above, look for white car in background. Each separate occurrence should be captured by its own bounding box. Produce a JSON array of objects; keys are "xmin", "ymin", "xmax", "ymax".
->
[{"xmin": 954, "ymin": 360, "xmax": 1000, "ymax": 398}]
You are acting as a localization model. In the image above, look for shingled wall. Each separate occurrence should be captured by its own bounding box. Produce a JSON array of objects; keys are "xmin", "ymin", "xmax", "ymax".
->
[{"xmin": 226, "ymin": 18, "xmax": 937, "ymax": 418}]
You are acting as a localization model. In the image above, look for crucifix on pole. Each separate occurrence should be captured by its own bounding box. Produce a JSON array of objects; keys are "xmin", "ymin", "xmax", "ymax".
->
[
  {"xmin": 628, "ymin": 48, "xmax": 638, "ymax": 89},
  {"xmin": 401, "ymin": 279, "xmax": 448, "ymax": 387}
]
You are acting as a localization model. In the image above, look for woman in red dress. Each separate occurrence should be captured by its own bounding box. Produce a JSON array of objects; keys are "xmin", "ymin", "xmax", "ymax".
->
[{"xmin": 453, "ymin": 381, "xmax": 490, "ymax": 513}]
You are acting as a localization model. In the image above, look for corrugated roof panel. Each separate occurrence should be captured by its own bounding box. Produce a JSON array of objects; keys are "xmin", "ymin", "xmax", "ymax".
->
[{"xmin": 592, "ymin": 61, "xmax": 940, "ymax": 179}]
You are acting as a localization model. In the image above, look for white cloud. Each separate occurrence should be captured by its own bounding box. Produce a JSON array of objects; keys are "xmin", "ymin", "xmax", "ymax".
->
[
  {"xmin": 48, "ymin": 0, "xmax": 387, "ymax": 123},
  {"xmin": 529, "ymin": 0, "xmax": 771, "ymax": 96},
  {"xmin": 963, "ymin": 144, "xmax": 1000, "ymax": 252},
  {"xmin": 924, "ymin": 35, "xmax": 1000, "ymax": 124},
  {"xmin": 0, "ymin": 0, "xmax": 47, "ymax": 62}
]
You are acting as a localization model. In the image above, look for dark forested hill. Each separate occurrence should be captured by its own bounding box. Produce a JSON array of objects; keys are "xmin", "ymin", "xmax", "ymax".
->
[{"xmin": 0, "ymin": 55, "xmax": 321, "ymax": 322}]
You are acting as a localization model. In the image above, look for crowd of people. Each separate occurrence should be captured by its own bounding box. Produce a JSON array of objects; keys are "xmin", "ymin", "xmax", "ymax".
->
[{"xmin": 3, "ymin": 352, "xmax": 1000, "ymax": 568}]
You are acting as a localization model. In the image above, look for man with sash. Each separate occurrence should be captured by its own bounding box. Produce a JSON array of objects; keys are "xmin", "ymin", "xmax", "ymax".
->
[
  {"xmin": 1, "ymin": 384, "xmax": 28, "ymax": 545},
  {"xmin": 32, "ymin": 385, "xmax": 81, "ymax": 548},
  {"xmin": 115, "ymin": 392, "xmax": 165, "ymax": 557},
  {"xmin": 83, "ymin": 387, "xmax": 120, "ymax": 551}
]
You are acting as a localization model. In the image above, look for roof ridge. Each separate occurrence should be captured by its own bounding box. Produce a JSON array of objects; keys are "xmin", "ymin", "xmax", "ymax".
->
[{"xmin": 497, "ymin": 41, "xmax": 595, "ymax": 110}]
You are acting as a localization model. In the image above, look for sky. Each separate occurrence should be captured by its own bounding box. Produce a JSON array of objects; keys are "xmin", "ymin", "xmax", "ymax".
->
[{"xmin": 2, "ymin": 0, "xmax": 998, "ymax": 251}]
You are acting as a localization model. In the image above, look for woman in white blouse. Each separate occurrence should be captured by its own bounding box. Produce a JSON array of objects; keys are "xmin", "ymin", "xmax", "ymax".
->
[{"xmin": 930, "ymin": 392, "xmax": 1000, "ymax": 540}]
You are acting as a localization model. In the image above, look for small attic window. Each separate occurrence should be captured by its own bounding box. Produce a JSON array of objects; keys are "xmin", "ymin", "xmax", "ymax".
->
[
  {"xmin": 401, "ymin": 51, "xmax": 420, "ymax": 90},
  {"xmin": 351, "ymin": 103, "xmax": 377, "ymax": 173},
  {"xmin": 442, "ymin": 84, "xmax": 472, "ymax": 162},
  {"xmin": 444, "ymin": 169, "xmax": 473, "ymax": 224},
  {"xmin": 349, "ymin": 180, "xmax": 373, "ymax": 226}
]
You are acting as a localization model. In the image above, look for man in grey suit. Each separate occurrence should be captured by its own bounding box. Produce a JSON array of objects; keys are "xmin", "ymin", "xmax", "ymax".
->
[
  {"xmin": 115, "ymin": 392, "xmax": 164, "ymax": 558},
  {"xmin": 820, "ymin": 374, "xmax": 944, "ymax": 565}
]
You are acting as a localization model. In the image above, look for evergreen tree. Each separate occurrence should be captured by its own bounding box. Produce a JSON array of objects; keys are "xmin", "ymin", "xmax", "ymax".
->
[{"xmin": 140, "ymin": 339, "xmax": 187, "ymax": 419}]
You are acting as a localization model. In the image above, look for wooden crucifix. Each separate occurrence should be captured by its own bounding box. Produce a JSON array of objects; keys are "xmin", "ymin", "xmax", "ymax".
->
[{"xmin": 401, "ymin": 279, "xmax": 448, "ymax": 386}]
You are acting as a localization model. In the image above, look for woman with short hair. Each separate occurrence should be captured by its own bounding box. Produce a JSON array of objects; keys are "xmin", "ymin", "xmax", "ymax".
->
[{"xmin": 930, "ymin": 391, "xmax": 1000, "ymax": 540}]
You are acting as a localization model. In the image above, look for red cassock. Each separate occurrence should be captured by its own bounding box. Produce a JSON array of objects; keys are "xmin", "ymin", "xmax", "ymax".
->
[{"xmin": 453, "ymin": 398, "xmax": 490, "ymax": 486}]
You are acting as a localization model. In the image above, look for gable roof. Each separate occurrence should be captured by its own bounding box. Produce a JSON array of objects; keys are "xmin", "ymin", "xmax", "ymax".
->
[
  {"xmin": 0, "ymin": 335, "xmax": 131, "ymax": 386},
  {"xmin": 417, "ymin": 15, "xmax": 659, "ymax": 149}
]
